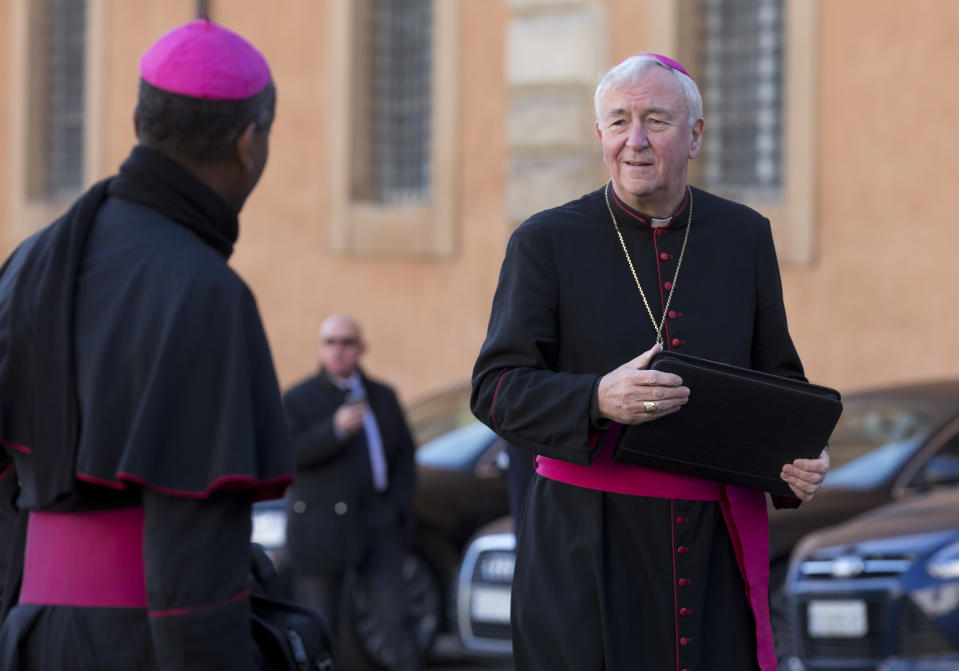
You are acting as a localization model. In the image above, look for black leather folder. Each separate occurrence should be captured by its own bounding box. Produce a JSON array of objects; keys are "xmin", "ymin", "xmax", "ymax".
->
[{"xmin": 612, "ymin": 351, "xmax": 843, "ymax": 497}]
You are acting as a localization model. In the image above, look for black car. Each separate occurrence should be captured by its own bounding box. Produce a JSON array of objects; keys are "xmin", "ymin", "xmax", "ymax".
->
[
  {"xmin": 252, "ymin": 419, "xmax": 511, "ymax": 667},
  {"xmin": 783, "ymin": 488, "xmax": 959, "ymax": 670}
]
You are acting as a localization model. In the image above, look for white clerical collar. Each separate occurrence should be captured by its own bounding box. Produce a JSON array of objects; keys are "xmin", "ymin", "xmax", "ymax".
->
[{"xmin": 650, "ymin": 217, "xmax": 671, "ymax": 228}]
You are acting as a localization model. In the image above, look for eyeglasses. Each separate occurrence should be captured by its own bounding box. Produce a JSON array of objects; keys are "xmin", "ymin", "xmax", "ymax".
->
[{"xmin": 322, "ymin": 337, "xmax": 361, "ymax": 348}]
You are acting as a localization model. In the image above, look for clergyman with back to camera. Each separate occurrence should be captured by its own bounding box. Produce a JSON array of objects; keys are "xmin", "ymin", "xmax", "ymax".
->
[{"xmin": 0, "ymin": 19, "xmax": 292, "ymax": 670}]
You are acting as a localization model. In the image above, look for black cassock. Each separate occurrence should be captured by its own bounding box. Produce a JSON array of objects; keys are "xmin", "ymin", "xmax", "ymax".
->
[
  {"xmin": 472, "ymin": 185, "xmax": 804, "ymax": 671},
  {"xmin": 0, "ymin": 146, "xmax": 292, "ymax": 670}
]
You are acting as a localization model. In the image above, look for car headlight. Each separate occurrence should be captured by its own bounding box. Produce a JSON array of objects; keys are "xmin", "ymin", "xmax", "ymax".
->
[
  {"xmin": 251, "ymin": 509, "xmax": 287, "ymax": 550},
  {"xmin": 928, "ymin": 539, "xmax": 959, "ymax": 580}
]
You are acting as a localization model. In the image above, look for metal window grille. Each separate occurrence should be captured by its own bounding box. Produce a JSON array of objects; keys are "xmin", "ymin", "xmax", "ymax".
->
[
  {"xmin": 30, "ymin": 0, "xmax": 86, "ymax": 199},
  {"xmin": 357, "ymin": 0, "xmax": 433, "ymax": 205},
  {"xmin": 699, "ymin": 0, "xmax": 783, "ymax": 202}
]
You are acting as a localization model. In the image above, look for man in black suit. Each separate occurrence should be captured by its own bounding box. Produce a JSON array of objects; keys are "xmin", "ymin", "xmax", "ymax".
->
[{"xmin": 284, "ymin": 314, "xmax": 420, "ymax": 671}]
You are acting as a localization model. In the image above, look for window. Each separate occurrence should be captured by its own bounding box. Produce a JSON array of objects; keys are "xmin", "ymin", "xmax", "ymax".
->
[
  {"xmin": 915, "ymin": 434, "xmax": 959, "ymax": 490},
  {"xmin": 329, "ymin": 0, "xmax": 458, "ymax": 257},
  {"xmin": 699, "ymin": 0, "xmax": 784, "ymax": 203},
  {"xmin": 27, "ymin": 0, "xmax": 87, "ymax": 200},
  {"xmin": 354, "ymin": 0, "xmax": 433, "ymax": 205},
  {"xmin": 9, "ymin": 0, "xmax": 104, "ymax": 240},
  {"xmin": 649, "ymin": 0, "xmax": 818, "ymax": 264}
]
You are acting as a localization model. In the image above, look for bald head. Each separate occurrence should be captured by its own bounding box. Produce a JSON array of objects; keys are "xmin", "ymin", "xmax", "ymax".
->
[{"xmin": 319, "ymin": 314, "xmax": 365, "ymax": 379}]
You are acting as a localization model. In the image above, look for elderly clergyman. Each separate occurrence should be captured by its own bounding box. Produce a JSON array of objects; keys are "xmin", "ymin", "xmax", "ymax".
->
[
  {"xmin": 0, "ymin": 19, "xmax": 291, "ymax": 670},
  {"xmin": 472, "ymin": 53, "xmax": 829, "ymax": 671}
]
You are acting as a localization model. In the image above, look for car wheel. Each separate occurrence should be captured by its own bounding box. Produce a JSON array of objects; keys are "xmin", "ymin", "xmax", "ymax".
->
[{"xmin": 348, "ymin": 551, "xmax": 442, "ymax": 669}]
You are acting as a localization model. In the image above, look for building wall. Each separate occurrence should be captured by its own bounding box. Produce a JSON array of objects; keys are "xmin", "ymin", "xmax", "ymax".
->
[
  {"xmin": 781, "ymin": 0, "xmax": 959, "ymax": 393},
  {"xmin": 0, "ymin": 0, "xmax": 11, "ymax": 244},
  {"xmin": 2, "ymin": 0, "xmax": 958, "ymax": 404}
]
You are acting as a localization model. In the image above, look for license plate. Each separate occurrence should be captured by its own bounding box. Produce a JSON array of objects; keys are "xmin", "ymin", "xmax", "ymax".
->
[
  {"xmin": 807, "ymin": 600, "xmax": 868, "ymax": 638},
  {"xmin": 470, "ymin": 586, "xmax": 512, "ymax": 624}
]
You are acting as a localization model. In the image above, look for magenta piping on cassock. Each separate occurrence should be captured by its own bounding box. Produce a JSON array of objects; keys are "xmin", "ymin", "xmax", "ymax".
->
[{"xmin": 0, "ymin": 438, "xmax": 32, "ymax": 454}]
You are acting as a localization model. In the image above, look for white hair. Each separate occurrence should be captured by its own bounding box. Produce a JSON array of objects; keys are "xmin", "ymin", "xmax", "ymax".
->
[{"xmin": 594, "ymin": 54, "xmax": 703, "ymax": 126}]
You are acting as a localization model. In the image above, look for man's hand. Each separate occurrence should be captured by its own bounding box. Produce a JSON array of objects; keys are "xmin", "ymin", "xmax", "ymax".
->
[
  {"xmin": 597, "ymin": 343, "xmax": 690, "ymax": 425},
  {"xmin": 334, "ymin": 402, "xmax": 366, "ymax": 438},
  {"xmin": 781, "ymin": 448, "xmax": 830, "ymax": 502}
]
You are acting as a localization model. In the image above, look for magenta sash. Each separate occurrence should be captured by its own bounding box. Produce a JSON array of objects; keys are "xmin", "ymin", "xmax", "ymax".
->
[{"xmin": 20, "ymin": 507, "xmax": 147, "ymax": 608}]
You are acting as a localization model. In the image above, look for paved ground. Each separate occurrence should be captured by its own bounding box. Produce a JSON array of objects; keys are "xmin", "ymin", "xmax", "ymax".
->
[{"xmin": 427, "ymin": 634, "xmax": 512, "ymax": 670}]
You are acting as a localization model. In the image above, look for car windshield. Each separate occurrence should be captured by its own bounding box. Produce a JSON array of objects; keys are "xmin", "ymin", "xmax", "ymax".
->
[
  {"xmin": 415, "ymin": 421, "xmax": 497, "ymax": 470},
  {"xmin": 825, "ymin": 397, "xmax": 952, "ymax": 488}
]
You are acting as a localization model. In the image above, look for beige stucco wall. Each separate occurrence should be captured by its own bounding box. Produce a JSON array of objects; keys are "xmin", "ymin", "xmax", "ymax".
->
[
  {"xmin": 0, "ymin": 0, "xmax": 11, "ymax": 246},
  {"xmin": 781, "ymin": 0, "xmax": 959, "ymax": 393},
  {"xmin": 2, "ymin": 0, "xmax": 958, "ymax": 404}
]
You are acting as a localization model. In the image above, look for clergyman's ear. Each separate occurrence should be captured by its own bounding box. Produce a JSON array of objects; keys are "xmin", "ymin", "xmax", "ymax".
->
[
  {"xmin": 235, "ymin": 122, "xmax": 257, "ymax": 171},
  {"xmin": 688, "ymin": 117, "xmax": 705, "ymax": 159}
]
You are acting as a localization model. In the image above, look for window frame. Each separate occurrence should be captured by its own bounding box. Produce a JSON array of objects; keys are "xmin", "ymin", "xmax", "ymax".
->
[
  {"xmin": 328, "ymin": 0, "xmax": 459, "ymax": 258},
  {"xmin": 647, "ymin": 0, "xmax": 818, "ymax": 265},
  {"xmin": 8, "ymin": 0, "xmax": 107, "ymax": 240}
]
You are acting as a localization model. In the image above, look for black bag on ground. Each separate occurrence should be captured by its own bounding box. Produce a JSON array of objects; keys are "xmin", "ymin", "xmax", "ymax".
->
[
  {"xmin": 250, "ymin": 542, "xmax": 335, "ymax": 671},
  {"xmin": 251, "ymin": 593, "xmax": 335, "ymax": 671}
]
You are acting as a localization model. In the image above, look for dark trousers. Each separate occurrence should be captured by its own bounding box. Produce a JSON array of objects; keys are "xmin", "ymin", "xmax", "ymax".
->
[
  {"xmin": 293, "ymin": 573, "xmax": 344, "ymax": 635},
  {"xmin": 293, "ymin": 504, "xmax": 421, "ymax": 671}
]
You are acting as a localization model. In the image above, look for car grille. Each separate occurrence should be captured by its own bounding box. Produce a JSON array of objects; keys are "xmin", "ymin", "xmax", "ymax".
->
[
  {"xmin": 797, "ymin": 592, "xmax": 959, "ymax": 668},
  {"xmin": 470, "ymin": 550, "xmax": 515, "ymax": 583},
  {"xmin": 794, "ymin": 562, "xmax": 959, "ymax": 666},
  {"xmin": 799, "ymin": 554, "xmax": 913, "ymax": 580},
  {"xmin": 800, "ymin": 598, "xmax": 887, "ymax": 660},
  {"xmin": 457, "ymin": 533, "xmax": 515, "ymax": 654},
  {"xmin": 897, "ymin": 598, "xmax": 956, "ymax": 656},
  {"xmin": 467, "ymin": 548, "xmax": 513, "ymax": 639}
]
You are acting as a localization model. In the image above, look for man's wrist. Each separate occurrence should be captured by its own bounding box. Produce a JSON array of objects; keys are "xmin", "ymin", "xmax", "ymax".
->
[{"xmin": 590, "ymin": 375, "xmax": 611, "ymax": 428}]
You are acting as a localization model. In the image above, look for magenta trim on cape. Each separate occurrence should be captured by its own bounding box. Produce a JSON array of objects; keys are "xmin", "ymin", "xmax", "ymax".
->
[
  {"xmin": 536, "ymin": 424, "xmax": 777, "ymax": 671},
  {"xmin": 75, "ymin": 471, "xmax": 292, "ymax": 502}
]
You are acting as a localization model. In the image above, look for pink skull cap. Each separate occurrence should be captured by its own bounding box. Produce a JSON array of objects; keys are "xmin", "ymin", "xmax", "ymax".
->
[
  {"xmin": 640, "ymin": 52, "xmax": 691, "ymax": 79},
  {"xmin": 140, "ymin": 19, "xmax": 271, "ymax": 100}
]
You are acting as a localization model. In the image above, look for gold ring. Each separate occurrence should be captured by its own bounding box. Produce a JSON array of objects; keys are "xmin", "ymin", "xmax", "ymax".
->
[{"xmin": 643, "ymin": 401, "xmax": 657, "ymax": 413}]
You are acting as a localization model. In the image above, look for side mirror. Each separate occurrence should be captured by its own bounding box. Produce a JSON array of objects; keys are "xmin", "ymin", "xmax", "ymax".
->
[{"xmin": 915, "ymin": 455, "xmax": 959, "ymax": 491}]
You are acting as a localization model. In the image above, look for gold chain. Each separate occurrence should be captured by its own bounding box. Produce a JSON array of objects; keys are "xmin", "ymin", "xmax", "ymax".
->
[{"xmin": 604, "ymin": 182, "xmax": 693, "ymax": 346}]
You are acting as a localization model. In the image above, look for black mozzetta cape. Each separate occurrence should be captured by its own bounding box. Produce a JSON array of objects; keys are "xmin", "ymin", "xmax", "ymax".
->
[
  {"xmin": 0, "ymin": 146, "xmax": 292, "ymax": 511},
  {"xmin": 472, "ymin": 185, "xmax": 806, "ymax": 465}
]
